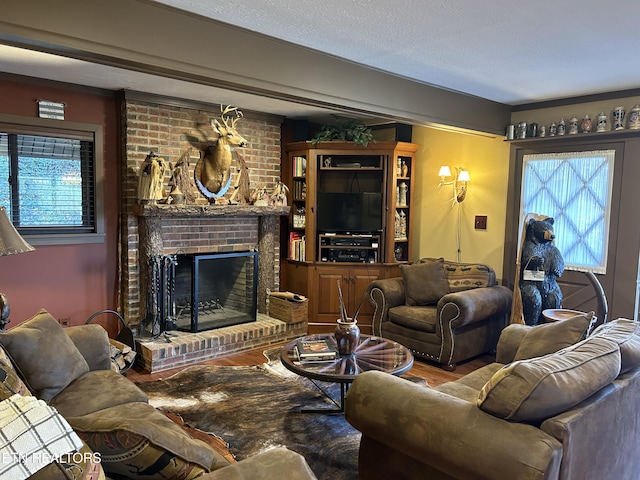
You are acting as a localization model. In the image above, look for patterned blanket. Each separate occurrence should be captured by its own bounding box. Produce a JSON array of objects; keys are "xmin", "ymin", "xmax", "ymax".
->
[{"xmin": 0, "ymin": 394, "xmax": 83, "ymax": 479}]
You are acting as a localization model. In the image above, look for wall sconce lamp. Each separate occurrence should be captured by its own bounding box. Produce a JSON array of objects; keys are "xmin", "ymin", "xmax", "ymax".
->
[
  {"xmin": 438, "ymin": 166, "xmax": 470, "ymax": 204},
  {"xmin": 0, "ymin": 206, "xmax": 35, "ymax": 331}
]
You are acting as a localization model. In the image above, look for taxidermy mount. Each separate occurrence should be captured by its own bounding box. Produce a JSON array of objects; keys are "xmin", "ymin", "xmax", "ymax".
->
[{"xmin": 194, "ymin": 105, "xmax": 247, "ymax": 202}]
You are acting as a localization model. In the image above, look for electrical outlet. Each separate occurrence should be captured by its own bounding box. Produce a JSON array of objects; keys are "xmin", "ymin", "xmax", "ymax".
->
[
  {"xmin": 474, "ymin": 215, "xmax": 487, "ymax": 230},
  {"xmin": 58, "ymin": 317, "xmax": 70, "ymax": 327}
]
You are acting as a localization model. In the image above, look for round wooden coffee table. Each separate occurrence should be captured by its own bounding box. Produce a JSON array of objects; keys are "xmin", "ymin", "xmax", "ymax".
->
[{"xmin": 280, "ymin": 333, "xmax": 413, "ymax": 412}]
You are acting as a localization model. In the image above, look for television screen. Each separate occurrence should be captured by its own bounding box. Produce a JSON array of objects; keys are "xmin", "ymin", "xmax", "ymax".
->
[{"xmin": 316, "ymin": 192, "xmax": 383, "ymax": 233}]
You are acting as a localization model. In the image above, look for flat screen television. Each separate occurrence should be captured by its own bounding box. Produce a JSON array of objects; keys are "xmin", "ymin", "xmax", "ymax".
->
[{"xmin": 316, "ymin": 192, "xmax": 383, "ymax": 233}]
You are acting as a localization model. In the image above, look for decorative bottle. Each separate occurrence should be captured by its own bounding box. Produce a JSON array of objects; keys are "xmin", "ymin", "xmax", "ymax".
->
[
  {"xmin": 399, "ymin": 182, "xmax": 408, "ymax": 206},
  {"xmin": 628, "ymin": 104, "xmax": 640, "ymax": 130},
  {"xmin": 580, "ymin": 114, "xmax": 592, "ymax": 133},
  {"xmin": 596, "ymin": 112, "xmax": 607, "ymax": 132},
  {"xmin": 557, "ymin": 118, "xmax": 566, "ymax": 136},
  {"xmin": 612, "ymin": 106, "xmax": 626, "ymax": 130},
  {"xmin": 568, "ymin": 116, "xmax": 579, "ymax": 135},
  {"xmin": 334, "ymin": 318, "xmax": 360, "ymax": 355}
]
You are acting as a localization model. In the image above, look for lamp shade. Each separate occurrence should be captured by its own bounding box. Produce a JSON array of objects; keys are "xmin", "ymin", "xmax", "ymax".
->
[
  {"xmin": 0, "ymin": 206, "xmax": 34, "ymax": 256},
  {"xmin": 438, "ymin": 165, "xmax": 452, "ymax": 177},
  {"xmin": 457, "ymin": 170, "xmax": 471, "ymax": 182}
]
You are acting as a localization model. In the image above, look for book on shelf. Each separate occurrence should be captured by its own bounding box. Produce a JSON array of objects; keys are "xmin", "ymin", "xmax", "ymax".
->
[
  {"xmin": 288, "ymin": 232, "xmax": 305, "ymax": 261},
  {"xmin": 292, "ymin": 156, "xmax": 307, "ymax": 177},
  {"xmin": 294, "ymin": 339, "xmax": 338, "ymax": 362}
]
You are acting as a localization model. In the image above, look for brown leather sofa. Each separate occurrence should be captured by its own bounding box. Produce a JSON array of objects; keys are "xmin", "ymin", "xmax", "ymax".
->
[
  {"xmin": 0, "ymin": 309, "xmax": 317, "ymax": 480},
  {"xmin": 366, "ymin": 258, "xmax": 512, "ymax": 369},
  {"xmin": 345, "ymin": 315, "xmax": 640, "ymax": 480}
]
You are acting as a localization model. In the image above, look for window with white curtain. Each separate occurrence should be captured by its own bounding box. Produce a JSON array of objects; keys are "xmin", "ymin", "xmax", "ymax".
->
[{"xmin": 520, "ymin": 150, "xmax": 615, "ymax": 273}]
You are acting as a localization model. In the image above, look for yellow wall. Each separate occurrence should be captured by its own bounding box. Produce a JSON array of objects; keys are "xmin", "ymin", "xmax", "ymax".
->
[{"xmin": 411, "ymin": 126, "xmax": 510, "ymax": 280}]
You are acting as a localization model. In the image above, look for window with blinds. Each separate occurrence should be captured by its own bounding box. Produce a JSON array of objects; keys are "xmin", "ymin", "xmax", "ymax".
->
[
  {"xmin": 0, "ymin": 118, "xmax": 104, "ymax": 244},
  {"xmin": 520, "ymin": 150, "xmax": 615, "ymax": 273}
]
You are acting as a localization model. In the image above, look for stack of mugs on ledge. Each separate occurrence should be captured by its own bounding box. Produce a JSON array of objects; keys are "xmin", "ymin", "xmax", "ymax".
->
[{"xmin": 507, "ymin": 103, "xmax": 640, "ymax": 140}]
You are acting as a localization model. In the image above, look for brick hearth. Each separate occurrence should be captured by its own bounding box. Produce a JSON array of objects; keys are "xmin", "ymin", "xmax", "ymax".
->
[{"xmin": 135, "ymin": 314, "xmax": 306, "ymax": 373}]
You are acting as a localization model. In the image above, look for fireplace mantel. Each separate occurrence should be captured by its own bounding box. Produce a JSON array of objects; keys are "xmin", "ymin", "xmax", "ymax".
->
[
  {"xmin": 134, "ymin": 204, "xmax": 290, "ymax": 218},
  {"xmin": 135, "ymin": 203, "xmax": 290, "ymax": 334}
]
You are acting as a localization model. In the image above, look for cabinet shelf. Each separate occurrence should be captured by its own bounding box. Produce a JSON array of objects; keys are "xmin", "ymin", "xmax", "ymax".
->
[{"xmin": 282, "ymin": 141, "xmax": 418, "ymax": 332}]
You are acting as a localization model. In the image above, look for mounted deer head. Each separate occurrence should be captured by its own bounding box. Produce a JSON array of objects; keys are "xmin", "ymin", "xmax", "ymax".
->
[
  {"xmin": 194, "ymin": 105, "xmax": 248, "ymax": 201},
  {"xmin": 211, "ymin": 105, "xmax": 248, "ymax": 149}
]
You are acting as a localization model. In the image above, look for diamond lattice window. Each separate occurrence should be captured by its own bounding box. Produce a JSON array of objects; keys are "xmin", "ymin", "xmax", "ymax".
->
[{"xmin": 521, "ymin": 150, "xmax": 615, "ymax": 273}]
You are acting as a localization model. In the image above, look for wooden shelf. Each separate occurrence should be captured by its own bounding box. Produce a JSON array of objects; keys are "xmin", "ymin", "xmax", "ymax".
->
[{"xmin": 506, "ymin": 129, "xmax": 640, "ymax": 145}]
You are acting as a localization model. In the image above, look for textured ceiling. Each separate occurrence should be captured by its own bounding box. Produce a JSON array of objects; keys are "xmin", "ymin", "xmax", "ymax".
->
[
  {"xmin": 2, "ymin": 0, "xmax": 640, "ymax": 125},
  {"xmin": 152, "ymin": 0, "xmax": 640, "ymax": 105}
]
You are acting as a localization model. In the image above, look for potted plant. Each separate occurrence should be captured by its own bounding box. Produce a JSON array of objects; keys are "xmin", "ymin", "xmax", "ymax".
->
[{"xmin": 311, "ymin": 117, "xmax": 375, "ymax": 146}]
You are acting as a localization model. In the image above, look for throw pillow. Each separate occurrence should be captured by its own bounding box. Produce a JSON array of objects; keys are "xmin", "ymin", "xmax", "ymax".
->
[
  {"xmin": 30, "ymin": 440, "xmax": 105, "ymax": 480},
  {"xmin": 400, "ymin": 257, "xmax": 450, "ymax": 306},
  {"xmin": 442, "ymin": 261, "xmax": 497, "ymax": 292},
  {"xmin": 513, "ymin": 312, "xmax": 593, "ymax": 361},
  {"xmin": 478, "ymin": 335, "xmax": 621, "ymax": 423},
  {"xmin": 68, "ymin": 402, "xmax": 225, "ymax": 480},
  {"xmin": 591, "ymin": 318, "xmax": 640, "ymax": 373},
  {"xmin": 0, "ymin": 309, "xmax": 90, "ymax": 402}
]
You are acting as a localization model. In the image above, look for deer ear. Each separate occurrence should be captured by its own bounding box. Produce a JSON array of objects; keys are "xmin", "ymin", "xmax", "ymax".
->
[{"xmin": 211, "ymin": 119, "xmax": 222, "ymax": 133}]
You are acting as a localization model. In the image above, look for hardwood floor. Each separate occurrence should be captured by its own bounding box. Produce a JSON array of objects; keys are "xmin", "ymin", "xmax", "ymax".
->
[{"xmin": 127, "ymin": 342, "xmax": 494, "ymax": 386}]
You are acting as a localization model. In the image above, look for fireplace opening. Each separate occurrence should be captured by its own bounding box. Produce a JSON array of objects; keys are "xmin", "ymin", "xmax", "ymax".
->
[{"xmin": 173, "ymin": 251, "xmax": 258, "ymax": 332}]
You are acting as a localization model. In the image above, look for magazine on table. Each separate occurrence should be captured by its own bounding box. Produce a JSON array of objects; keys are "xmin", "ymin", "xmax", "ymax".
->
[{"xmin": 294, "ymin": 339, "xmax": 338, "ymax": 362}]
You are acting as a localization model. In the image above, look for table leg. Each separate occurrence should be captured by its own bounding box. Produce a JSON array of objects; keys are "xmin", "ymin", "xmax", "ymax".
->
[{"xmin": 297, "ymin": 380, "xmax": 349, "ymax": 414}]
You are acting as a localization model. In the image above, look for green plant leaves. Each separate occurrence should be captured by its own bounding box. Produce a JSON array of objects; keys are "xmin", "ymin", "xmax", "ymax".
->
[{"xmin": 311, "ymin": 119, "xmax": 374, "ymax": 146}]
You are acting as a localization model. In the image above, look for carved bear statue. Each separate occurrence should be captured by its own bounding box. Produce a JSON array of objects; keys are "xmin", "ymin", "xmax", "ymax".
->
[{"xmin": 520, "ymin": 217, "xmax": 565, "ymax": 325}]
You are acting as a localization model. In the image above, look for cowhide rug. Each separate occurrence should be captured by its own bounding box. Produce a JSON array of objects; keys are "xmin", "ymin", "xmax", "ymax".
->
[{"xmin": 135, "ymin": 349, "xmax": 360, "ymax": 480}]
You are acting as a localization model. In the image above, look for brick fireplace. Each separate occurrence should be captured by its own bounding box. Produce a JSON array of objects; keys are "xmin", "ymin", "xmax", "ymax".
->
[{"xmin": 118, "ymin": 92, "xmax": 306, "ymax": 372}]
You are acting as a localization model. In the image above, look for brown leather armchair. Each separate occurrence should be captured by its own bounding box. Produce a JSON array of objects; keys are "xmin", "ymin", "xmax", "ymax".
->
[{"xmin": 366, "ymin": 258, "xmax": 512, "ymax": 369}]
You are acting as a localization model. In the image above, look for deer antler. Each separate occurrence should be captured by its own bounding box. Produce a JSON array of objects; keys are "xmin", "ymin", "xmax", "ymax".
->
[{"xmin": 220, "ymin": 105, "xmax": 243, "ymax": 129}]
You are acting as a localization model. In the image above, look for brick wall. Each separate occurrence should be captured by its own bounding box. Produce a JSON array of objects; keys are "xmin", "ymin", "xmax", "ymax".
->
[{"xmin": 120, "ymin": 95, "xmax": 282, "ymax": 330}]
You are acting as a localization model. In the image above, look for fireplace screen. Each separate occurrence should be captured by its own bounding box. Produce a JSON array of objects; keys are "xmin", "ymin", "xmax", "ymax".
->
[{"xmin": 174, "ymin": 251, "xmax": 258, "ymax": 332}]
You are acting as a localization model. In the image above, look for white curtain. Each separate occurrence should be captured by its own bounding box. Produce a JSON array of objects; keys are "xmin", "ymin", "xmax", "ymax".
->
[{"xmin": 521, "ymin": 150, "xmax": 615, "ymax": 274}]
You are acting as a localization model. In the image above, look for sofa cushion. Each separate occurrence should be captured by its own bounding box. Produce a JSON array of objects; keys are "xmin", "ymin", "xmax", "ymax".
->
[
  {"xmin": 388, "ymin": 305, "xmax": 437, "ymax": 333},
  {"xmin": 0, "ymin": 310, "xmax": 90, "ymax": 402},
  {"xmin": 400, "ymin": 257, "xmax": 450, "ymax": 306},
  {"xmin": 442, "ymin": 260, "xmax": 497, "ymax": 292},
  {"xmin": 478, "ymin": 335, "xmax": 621, "ymax": 423},
  {"xmin": 591, "ymin": 318, "xmax": 640, "ymax": 373},
  {"xmin": 64, "ymin": 324, "xmax": 112, "ymax": 372},
  {"xmin": 49, "ymin": 369, "xmax": 148, "ymax": 418},
  {"xmin": 513, "ymin": 312, "xmax": 593, "ymax": 361},
  {"xmin": 68, "ymin": 402, "xmax": 228, "ymax": 479}
]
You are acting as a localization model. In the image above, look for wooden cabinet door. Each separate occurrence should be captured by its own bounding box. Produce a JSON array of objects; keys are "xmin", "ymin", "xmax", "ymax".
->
[
  {"xmin": 313, "ymin": 265, "xmax": 385, "ymax": 330},
  {"xmin": 315, "ymin": 267, "xmax": 345, "ymax": 323},
  {"xmin": 348, "ymin": 267, "xmax": 384, "ymax": 321}
]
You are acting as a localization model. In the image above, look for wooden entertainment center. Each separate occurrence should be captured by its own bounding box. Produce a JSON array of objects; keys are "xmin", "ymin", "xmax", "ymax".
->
[{"xmin": 281, "ymin": 141, "xmax": 419, "ymax": 333}]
